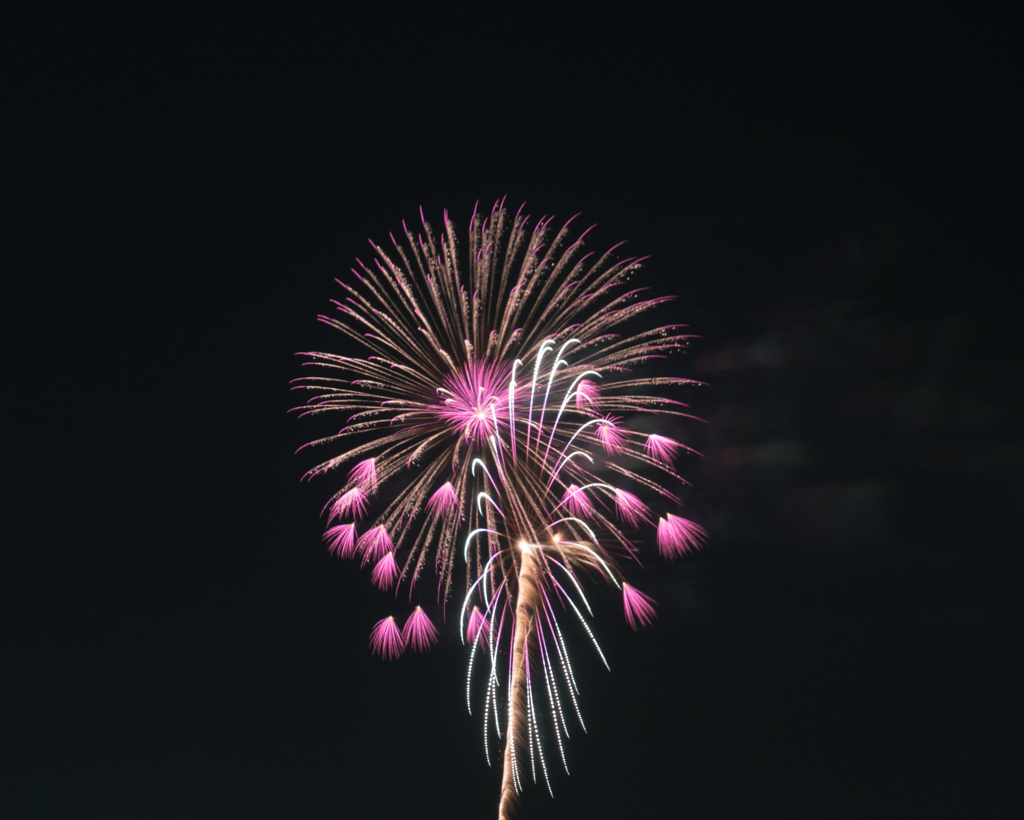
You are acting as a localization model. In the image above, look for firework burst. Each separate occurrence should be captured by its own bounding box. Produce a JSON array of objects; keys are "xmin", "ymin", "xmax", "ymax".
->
[{"xmin": 294, "ymin": 200, "xmax": 704, "ymax": 818}]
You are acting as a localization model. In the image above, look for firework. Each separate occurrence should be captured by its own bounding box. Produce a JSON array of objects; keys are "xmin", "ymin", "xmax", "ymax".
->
[{"xmin": 295, "ymin": 200, "xmax": 703, "ymax": 818}]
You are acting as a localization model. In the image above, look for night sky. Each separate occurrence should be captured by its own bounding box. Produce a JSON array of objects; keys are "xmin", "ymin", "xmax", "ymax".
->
[{"xmin": 9, "ymin": 6, "xmax": 1021, "ymax": 818}]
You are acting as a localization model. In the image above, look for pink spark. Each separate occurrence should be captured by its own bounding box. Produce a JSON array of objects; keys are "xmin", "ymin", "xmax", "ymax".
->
[
  {"xmin": 369, "ymin": 616, "xmax": 404, "ymax": 660},
  {"xmin": 645, "ymin": 434, "xmax": 681, "ymax": 466},
  {"xmin": 370, "ymin": 551, "xmax": 400, "ymax": 590},
  {"xmin": 656, "ymin": 514, "xmax": 707, "ymax": 559},
  {"xmin": 357, "ymin": 525, "xmax": 394, "ymax": 565},
  {"xmin": 596, "ymin": 416, "xmax": 626, "ymax": 454},
  {"xmin": 575, "ymin": 379, "xmax": 599, "ymax": 411},
  {"xmin": 402, "ymin": 606, "xmax": 439, "ymax": 652},
  {"xmin": 324, "ymin": 522, "xmax": 358, "ymax": 558},
  {"xmin": 614, "ymin": 489, "xmax": 651, "ymax": 527},
  {"xmin": 467, "ymin": 606, "xmax": 490, "ymax": 647},
  {"xmin": 426, "ymin": 481, "xmax": 460, "ymax": 519},
  {"xmin": 347, "ymin": 458, "xmax": 378, "ymax": 492},
  {"xmin": 328, "ymin": 487, "xmax": 369, "ymax": 521},
  {"xmin": 622, "ymin": 583, "xmax": 657, "ymax": 630},
  {"xmin": 434, "ymin": 360, "xmax": 510, "ymax": 443},
  {"xmin": 561, "ymin": 484, "xmax": 593, "ymax": 517}
]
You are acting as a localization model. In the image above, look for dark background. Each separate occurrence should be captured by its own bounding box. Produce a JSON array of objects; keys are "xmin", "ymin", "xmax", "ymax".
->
[{"xmin": 9, "ymin": 5, "xmax": 1021, "ymax": 818}]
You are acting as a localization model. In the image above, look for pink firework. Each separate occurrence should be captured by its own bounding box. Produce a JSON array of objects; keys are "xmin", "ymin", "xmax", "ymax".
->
[
  {"xmin": 324, "ymin": 522, "xmax": 358, "ymax": 558},
  {"xmin": 370, "ymin": 551, "xmax": 400, "ymax": 590},
  {"xmin": 296, "ymin": 199, "xmax": 698, "ymax": 602},
  {"xmin": 574, "ymin": 378, "xmax": 599, "ymax": 411},
  {"xmin": 327, "ymin": 487, "xmax": 368, "ymax": 522},
  {"xmin": 657, "ymin": 513, "xmax": 708, "ymax": 559},
  {"xmin": 645, "ymin": 434, "xmax": 682, "ymax": 466},
  {"xmin": 614, "ymin": 489, "xmax": 651, "ymax": 527},
  {"xmin": 560, "ymin": 484, "xmax": 593, "ymax": 517},
  {"xmin": 402, "ymin": 606, "xmax": 439, "ymax": 651},
  {"xmin": 347, "ymin": 458, "xmax": 378, "ymax": 492},
  {"xmin": 296, "ymin": 201, "xmax": 705, "ymax": 818},
  {"xmin": 426, "ymin": 482, "xmax": 460, "ymax": 520},
  {"xmin": 369, "ymin": 616, "xmax": 405, "ymax": 661},
  {"xmin": 595, "ymin": 415, "xmax": 627, "ymax": 455},
  {"xmin": 357, "ymin": 525, "xmax": 394, "ymax": 565},
  {"xmin": 622, "ymin": 583, "xmax": 658, "ymax": 630}
]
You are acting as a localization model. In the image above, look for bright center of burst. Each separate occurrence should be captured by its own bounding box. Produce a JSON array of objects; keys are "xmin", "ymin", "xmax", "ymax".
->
[{"xmin": 435, "ymin": 360, "xmax": 512, "ymax": 445}]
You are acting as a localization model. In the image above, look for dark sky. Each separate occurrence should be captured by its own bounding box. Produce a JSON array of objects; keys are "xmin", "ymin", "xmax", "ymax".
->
[{"xmin": 9, "ymin": 5, "xmax": 1021, "ymax": 818}]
